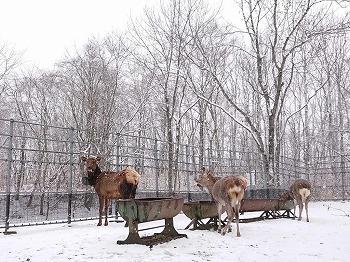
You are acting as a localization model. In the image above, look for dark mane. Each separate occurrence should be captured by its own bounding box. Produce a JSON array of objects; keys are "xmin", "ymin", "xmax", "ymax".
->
[{"xmin": 87, "ymin": 166, "xmax": 101, "ymax": 186}]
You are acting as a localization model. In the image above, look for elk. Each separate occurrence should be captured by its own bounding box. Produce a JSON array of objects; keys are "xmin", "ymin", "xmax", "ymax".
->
[
  {"xmin": 280, "ymin": 179, "xmax": 311, "ymax": 222},
  {"xmin": 80, "ymin": 156, "xmax": 141, "ymax": 226},
  {"xmin": 195, "ymin": 167, "xmax": 248, "ymax": 237}
]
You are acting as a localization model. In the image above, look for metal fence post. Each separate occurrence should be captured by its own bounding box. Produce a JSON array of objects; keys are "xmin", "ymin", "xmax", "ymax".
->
[
  {"xmin": 5, "ymin": 119, "xmax": 14, "ymax": 233},
  {"xmin": 154, "ymin": 139, "xmax": 160, "ymax": 197},
  {"xmin": 67, "ymin": 127, "xmax": 74, "ymax": 225},
  {"xmin": 115, "ymin": 132, "xmax": 120, "ymax": 169},
  {"xmin": 114, "ymin": 133, "xmax": 122, "ymax": 221},
  {"xmin": 186, "ymin": 144, "xmax": 191, "ymax": 202}
]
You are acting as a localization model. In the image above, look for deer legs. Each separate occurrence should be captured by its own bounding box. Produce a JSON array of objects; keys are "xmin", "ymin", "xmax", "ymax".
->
[
  {"xmin": 220, "ymin": 203, "xmax": 232, "ymax": 236},
  {"xmin": 305, "ymin": 198, "xmax": 310, "ymax": 222},
  {"xmin": 97, "ymin": 197, "xmax": 110, "ymax": 226},
  {"xmin": 104, "ymin": 199, "xmax": 110, "ymax": 226},
  {"xmin": 97, "ymin": 196, "xmax": 104, "ymax": 226},
  {"xmin": 233, "ymin": 204, "xmax": 241, "ymax": 237},
  {"xmin": 217, "ymin": 202, "xmax": 241, "ymax": 237},
  {"xmin": 293, "ymin": 198, "xmax": 310, "ymax": 222},
  {"xmin": 217, "ymin": 204, "xmax": 223, "ymax": 233}
]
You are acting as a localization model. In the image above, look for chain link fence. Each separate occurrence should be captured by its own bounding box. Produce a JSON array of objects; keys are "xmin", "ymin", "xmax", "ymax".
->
[{"xmin": 0, "ymin": 118, "xmax": 349, "ymax": 231}]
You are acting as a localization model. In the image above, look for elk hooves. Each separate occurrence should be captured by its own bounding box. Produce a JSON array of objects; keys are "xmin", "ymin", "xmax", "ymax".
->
[{"xmin": 97, "ymin": 223, "xmax": 102, "ymax": 226}]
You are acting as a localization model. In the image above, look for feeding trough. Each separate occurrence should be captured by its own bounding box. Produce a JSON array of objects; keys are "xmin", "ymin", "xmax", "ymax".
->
[
  {"xmin": 182, "ymin": 201, "xmax": 225, "ymax": 230},
  {"xmin": 183, "ymin": 193, "xmax": 294, "ymax": 230},
  {"xmin": 240, "ymin": 198, "xmax": 294, "ymax": 220},
  {"xmin": 117, "ymin": 197, "xmax": 187, "ymax": 246}
]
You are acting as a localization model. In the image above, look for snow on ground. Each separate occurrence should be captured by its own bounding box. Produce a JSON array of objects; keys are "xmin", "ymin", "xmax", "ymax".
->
[{"xmin": 1, "ymin": 201, "xmax": 349, "ymax": 262}]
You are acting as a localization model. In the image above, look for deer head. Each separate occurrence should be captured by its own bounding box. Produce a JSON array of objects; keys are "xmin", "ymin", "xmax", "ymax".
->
[
  {"xmin": 80, "ymin": 156, "xmax": 101, "ymax": 173},
  {"xmin": 80, "ymin": 156, "xmax": 102, "ymax": 186},
  {"xmin": 195, "ymin": 167, "xmax": 217, "ymax": 190}
]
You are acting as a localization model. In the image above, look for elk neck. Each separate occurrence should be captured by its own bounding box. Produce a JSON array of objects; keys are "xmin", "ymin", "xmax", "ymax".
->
[
  {"xmin": 87, "ymin": 166, "xmax": 102, "ymax": 186},
  {"xmin": 206, "ymin": 176, "xmax": 220, "ymax": 195}
]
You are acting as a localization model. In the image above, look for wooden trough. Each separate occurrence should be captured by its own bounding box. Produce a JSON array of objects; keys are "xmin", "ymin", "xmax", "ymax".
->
[
  {"xmin": 183, "ymin": 197, "xmax": 294, "ymax": 230},
  {"xmin": 117, "ymin": 197, "xmax": 187, "ymax": 246}
]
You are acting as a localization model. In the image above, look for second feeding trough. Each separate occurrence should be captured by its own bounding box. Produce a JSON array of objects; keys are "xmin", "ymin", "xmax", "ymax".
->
[
  {"xmin": 117, "ymin": 197, "xmax": 187, "ymax": 246},
  {"xmin": 183, "ymin": 189, "xmax": 294, "ymax": 230}
]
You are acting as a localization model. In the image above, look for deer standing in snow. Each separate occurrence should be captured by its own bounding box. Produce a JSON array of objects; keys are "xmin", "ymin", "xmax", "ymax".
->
[
  {"xmin": 80, "ymin": 156, "xmax": 141, "ymax": 226},
  {"xmin": 195, "ymin": 167, "xmax": 248, "ymax": 237},
  {"xmin": 280, "ymin": 179, "xmax": 311, "ymax": 222}
]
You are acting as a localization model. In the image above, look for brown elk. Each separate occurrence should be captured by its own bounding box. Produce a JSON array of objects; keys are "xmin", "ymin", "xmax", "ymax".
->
[
  {"xmin": 279, "ymin": 179, "xmax": 311, "ymax": 222},
  {"xmin": 195, "ymin": 168, "xmax": 248, "ymax": 237},
  {"xmin": 80, "ymin": 156, "xmax": 141, "ymax": 226}
]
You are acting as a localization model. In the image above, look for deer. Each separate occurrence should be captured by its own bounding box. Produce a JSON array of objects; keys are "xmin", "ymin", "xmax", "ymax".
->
[
  {"xmin": 279, "ymin": 179, "xmax": 311, "ymax": 222},
  {"xmin": 80, "ymin": 156, "xmax": 141, "ymax": 226},
  {"xmin": 195, "ymin": 167, "xmax": 248, "ymax": 237}
]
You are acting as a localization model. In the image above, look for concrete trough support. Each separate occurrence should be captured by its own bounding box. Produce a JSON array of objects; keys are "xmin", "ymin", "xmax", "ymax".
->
[{"xmin": 117, "ymin": 197, "xmax": 187, "ymax": 246}]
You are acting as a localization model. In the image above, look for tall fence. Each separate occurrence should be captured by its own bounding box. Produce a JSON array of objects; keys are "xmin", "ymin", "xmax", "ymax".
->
[{"xmin": 0, "ymin": 119, "xmax": 349, "ymax": 231}]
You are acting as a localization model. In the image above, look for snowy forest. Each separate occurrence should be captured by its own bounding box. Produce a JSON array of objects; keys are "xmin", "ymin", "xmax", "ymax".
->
[{"xmin": 1, "ymin": 0, "xmax": 350, "ymax": 193}]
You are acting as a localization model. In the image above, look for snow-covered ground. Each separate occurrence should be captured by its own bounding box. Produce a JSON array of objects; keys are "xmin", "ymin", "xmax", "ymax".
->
[{"xmin": 1, "ymin": 201, "xmax": 349, "ymax": 262}]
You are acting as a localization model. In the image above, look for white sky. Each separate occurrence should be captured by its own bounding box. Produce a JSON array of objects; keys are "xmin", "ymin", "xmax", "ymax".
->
[
  {"xmin": 0, "ymin": 0, "xmax": 156, "ymax": 69},
  {"xmin": 1, "ymin": 0, "xmax": 238, "ymax": 71}
]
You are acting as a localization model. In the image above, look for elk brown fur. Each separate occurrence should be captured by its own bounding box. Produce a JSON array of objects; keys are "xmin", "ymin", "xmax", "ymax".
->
[{"xmin": 80, "ymin": 156, "xmax": 141, "ymax": 226}]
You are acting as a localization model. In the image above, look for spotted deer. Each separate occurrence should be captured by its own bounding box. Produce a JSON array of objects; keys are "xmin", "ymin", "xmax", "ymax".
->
[
  {"xmin": 280, "ymin": 179, "xmax": 311, "ymax": 222},
  {"xmin": 195, "ymin": 167, "xmax": 248, "ymax": 237}
]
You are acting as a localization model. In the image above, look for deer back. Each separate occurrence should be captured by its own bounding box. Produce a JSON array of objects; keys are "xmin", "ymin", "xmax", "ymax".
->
[
  {"xmin": 290, "ymin": 179, "xmax": 311, "ymax": 202},
  {"xmin": 212, "ymin": 175, "xmax": 247, "ymax": 203}
]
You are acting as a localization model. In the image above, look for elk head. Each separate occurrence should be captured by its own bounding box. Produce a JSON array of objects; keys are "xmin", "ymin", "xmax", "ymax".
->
[{"xmin": 80, "ymin": 156, "xmax": 102, "ymax": 186}]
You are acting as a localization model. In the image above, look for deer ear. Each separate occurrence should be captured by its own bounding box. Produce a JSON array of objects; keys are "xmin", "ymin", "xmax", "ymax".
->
[{"xmin": 80, "ymin": 156, "xmax": 87, "ymax": 162}]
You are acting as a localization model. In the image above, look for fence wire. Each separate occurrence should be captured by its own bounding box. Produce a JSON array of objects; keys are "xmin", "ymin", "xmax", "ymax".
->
[{"xmin": 0, "ymin": 118, "xmax": 349, "ymax": 230}]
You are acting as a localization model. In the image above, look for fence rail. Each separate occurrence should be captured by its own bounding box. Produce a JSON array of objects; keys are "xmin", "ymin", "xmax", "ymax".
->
[{"xmin": 0, "ymin": 118, "xmax": 349, "ymax": 231}]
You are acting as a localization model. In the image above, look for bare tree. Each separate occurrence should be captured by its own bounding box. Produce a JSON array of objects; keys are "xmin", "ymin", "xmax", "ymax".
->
[
  {"xmin": 0, "ymin": 42, "xmax": 22, "ymax": 118},
  {"xmin": 190, "ymin": 0, "xmax": 350, "ymax": 186},
  {"xmin": 130, "ymin": 0, "xmax": 200, "ymax": 192}
]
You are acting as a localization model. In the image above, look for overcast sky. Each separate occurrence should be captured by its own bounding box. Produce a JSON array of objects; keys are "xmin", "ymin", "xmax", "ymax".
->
[
  {"xmin": 1, "ymin": 0, "xmax": 237, "ymax": 71},
  {"xmin": 1, "ymin": 0, "xmax": 157, "ymax": 69}
]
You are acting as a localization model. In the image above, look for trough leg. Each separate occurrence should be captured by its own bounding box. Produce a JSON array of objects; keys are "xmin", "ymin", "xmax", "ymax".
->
[
  {"xmin": 161, "ymin": 218, "xmax": 179, "ymax": 237},
  {"xmin": 159, "ymin": 218, "xmax": 187, "ymax": 240},
  {"xmin": 117, "ymin": 219, "xmax": 144, "ymax": 245},
  {"xmin": 117, "ymin": 201, "xmax": 145, "ymax": 245},
  {"xmin": 184, "ymin": 219, "xmax": 195, "ymax": 230}
]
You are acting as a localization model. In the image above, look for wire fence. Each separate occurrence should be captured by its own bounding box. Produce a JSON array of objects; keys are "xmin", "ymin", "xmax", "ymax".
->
[{"xmin": 0, "ymin": 118, "xmax": 349, "ymax": 231}]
